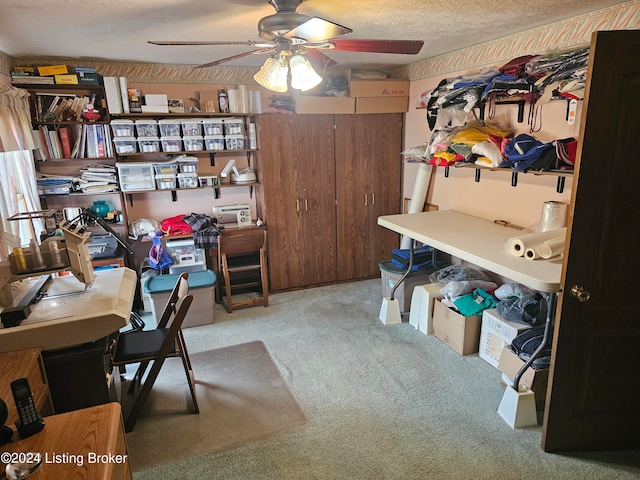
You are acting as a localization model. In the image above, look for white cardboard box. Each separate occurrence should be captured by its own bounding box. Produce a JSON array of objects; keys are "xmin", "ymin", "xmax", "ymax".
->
[
  {"xmin": 479, "ymin": 308, "xmax": 532, "ymax": 368},
  {"xmin": 409, "ymin": 283, "xmax": 443, "ymax": 335}
]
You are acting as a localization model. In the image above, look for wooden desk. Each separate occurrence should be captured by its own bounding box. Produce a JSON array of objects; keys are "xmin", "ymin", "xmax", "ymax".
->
[
  {"xmin": 0, "ymin": 267, "xmax": 137, "ymax": 353},
  {"xmin": 377, "ymin": 210, "xmax": 562, "ymax": 292},
  {"xmin": 1, "ymin": 402, "xmax": 132, "ymax": 480},
  {"xmin": 0, "ymin": 348, "xmax": 53, "ymax": 426}
]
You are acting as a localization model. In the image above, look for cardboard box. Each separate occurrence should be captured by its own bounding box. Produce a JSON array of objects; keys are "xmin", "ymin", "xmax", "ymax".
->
[
  {"xmin": 54, "ymin": 74, "xmax": 78, "ymax": 85},
  {"xmin": 432, "ymin": 299, "xmax": 482, "ymax": 355},
  {"xmin": 37, "ymin": 64, "xmax": 68, "ymax": 76},
  {"xmin": 77, "ymin": 72, "xmax": 103, "ymax": 85},
  {"xmin": 409, "ymin": 283, "xmax": 443, "ymax": 335},
  {"xmin": 350, "ymin": 79, "xmax": 410, "ymax": 97},
  {"xmin": 355, "ymin": 96, "xmax": 409, "ymax": 114},
  {"xmin": 498, "ymin": 347, "xmax": 549, "ymax": 411},
  {"xmin": 479, "ymin": 309, "xmax": 532, "ymax": 369},
  {"xmin": 298, "ymin": 95, "xmax": 355, "ymax": 114}
]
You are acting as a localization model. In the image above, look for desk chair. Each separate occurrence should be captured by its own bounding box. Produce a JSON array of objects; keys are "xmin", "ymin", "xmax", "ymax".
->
[
  {"xmin": 218, "ymin": 228, "xmax": 269, "ymax": 313},
  {"xmin": 111, "ymin": 273, "xmax": 199, "ymax": 432}
]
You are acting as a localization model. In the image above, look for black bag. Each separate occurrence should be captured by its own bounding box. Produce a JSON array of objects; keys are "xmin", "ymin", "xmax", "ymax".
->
[{"xmin": 510, "ymin": 326, "xmax": 552, "ymax": 369}]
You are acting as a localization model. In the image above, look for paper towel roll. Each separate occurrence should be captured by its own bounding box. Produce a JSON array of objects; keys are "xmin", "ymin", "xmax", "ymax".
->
[
  {"xmin": 250, "ymin": 90, "xmax": 263, "ymax": 114},
  {"xmin": 228, "ymin": 89, "xmax": 241, "ymax": 113},
  {"xmin": 507, "ymin": 228, "xmax": 567, "ymax": 257},
  {"xmin": 238, "ymin": 85, "xmax": 248, "ymax": 113},
  {"xmin": 537, "ymin": 236, "xmax": 566, "ymax": 259},
  {"xmin": 525, "ymin": 248, "xmax": 541, "ymax": 260},
  {"xmin": 539, "ymin": 201, "xmax": 568, "ymax": 232}
]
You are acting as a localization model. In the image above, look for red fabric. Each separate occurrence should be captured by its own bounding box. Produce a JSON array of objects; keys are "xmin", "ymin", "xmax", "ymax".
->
[{"xmin": 161, "ymin": 215, "xmax": 192, "ymax": 235}]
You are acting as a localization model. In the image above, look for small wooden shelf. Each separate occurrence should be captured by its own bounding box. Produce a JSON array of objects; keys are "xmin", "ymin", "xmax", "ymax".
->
[{"xmin": 116, "ymin": 148, "xmax": 257, "ymax": 158}]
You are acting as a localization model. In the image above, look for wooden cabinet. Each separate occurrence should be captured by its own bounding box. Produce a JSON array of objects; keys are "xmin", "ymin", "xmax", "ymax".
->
[
  {"xmin": 335, "ymin": 114, "xmax": 402, "ymax": 280},
  {"xmin": 256, "ymin": 114, "xmax": 337, "ymax": 291},
  {"xmin": 255, "ymin": 113, "xmax": 403, "ymax": 291}
]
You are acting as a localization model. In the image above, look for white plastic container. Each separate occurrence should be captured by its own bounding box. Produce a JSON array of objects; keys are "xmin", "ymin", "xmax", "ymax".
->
[
  {"xmin": 177, "ymin": 158, "xmax": 198, "ymax": 174},
  {"xmin": 116, "ymin": 162, "xmax": 155, "ymax": 191},
  {"xmin": 153, "ymin": 162, "xmax": 179, "ymax": 175},
  {"xmin": 180, "ymin": 118, "xmax": 203, "ymax": 136},
  {"xmin": 222, "ymin": 118, "xmax": 244, "ymax": 136},
  {"xmin": 110, "ymin": 119, "xmax": 135, "ymax": 137},
  {"xmin": 137, "ymin": 136, "xmax": 161, "ymax": 153},
  {"xmin": 155, "ymin": 174, "xmax": 176, "ymax": 190},
  {"xmin": 178, "ymin": 173, "xmax": 199, "ymax": 189},
  {"xmin": 204, "ymin": 135, "xmax": 225, "ymax": 151},
  {"xmin": 113, "ymin": 137, "xmax": 137, "ymax": 154},
  {"xmin": 161, "ymin": 136, "xmax": 183, "ymax": 152},
  {"xmin": 225, "ymin": 134, "xmax": 245, "ymax": 150},
  {"xmin": 183, "ymin": 135, "xmax": 204, "ymax": 152},
  {"xmin": 202, "ymin": 118, "xmax": 224, "ymax": 136},
  {"xmin": 158, "ymin": 119, "xmax": 182, "ymax": 137},
  {"xmin": 135, "ymin": 119, "xmax": 159, "ymax": 137}
]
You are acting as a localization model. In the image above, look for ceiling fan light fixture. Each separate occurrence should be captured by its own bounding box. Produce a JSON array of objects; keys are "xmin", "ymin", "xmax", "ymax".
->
[
  {"xmin": 289, "ymin": 54, "xmax": 322, "ymax": 92},
  {"xmin": 253, "ymin": 57, "xmax": 289, "ymax": 92}
]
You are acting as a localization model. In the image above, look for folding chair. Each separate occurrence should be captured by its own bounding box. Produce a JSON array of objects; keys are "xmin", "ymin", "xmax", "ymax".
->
[
  {"xmin": 111, "ymin": 272, "xmax": 199, "ymax": 432},
  {"xmin": 218, "ymin": 228, "xmax": 269, "ymax": 313}
]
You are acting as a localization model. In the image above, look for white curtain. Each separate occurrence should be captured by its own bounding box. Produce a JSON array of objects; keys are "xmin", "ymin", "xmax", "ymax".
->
[
  {"xmin": 0, "ymin": 150, "xmax": 44, "ymax": 246},
  {"xmin": 0, "ymin": 85, "xmax": 42, "ymax": 246}
]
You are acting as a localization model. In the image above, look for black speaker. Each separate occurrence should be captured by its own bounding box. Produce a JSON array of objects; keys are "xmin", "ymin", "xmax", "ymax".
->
[{"xmin": 0, "ymin": 397, "xmax": 14, "ymax": 444}]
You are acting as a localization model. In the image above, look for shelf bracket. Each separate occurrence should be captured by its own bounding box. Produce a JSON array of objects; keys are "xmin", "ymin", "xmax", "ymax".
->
[
  {"xmin": 171, "ymin": 191, "xmax": 177, "ymax": 202},
  {"xmin": 444, "ymin": 166, "xmax": 449, "ymax": 178},
  {"xmin": 214, "ymin": 188, "xmax": 220, "ymax": 199},
  {"xmin": 127, "ymin": 194, "xmax": 134, "ymax": 207},
  {"xmin": 475, "ymin": 168, "xmax": 481, "ymax": 182},
  {"xmin": 209, "ymin": 152, "xmax": 216, "ymax": 167},
  {"xmin": 511, "ymin": 171, "xmax": 518, "ymax": 187},
  {"xmin": 557, "ymin": 176, "xmax": 565, "ymax": 194}
]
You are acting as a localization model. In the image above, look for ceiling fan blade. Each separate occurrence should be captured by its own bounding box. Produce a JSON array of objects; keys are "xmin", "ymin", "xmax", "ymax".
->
[
  {"xmin": 327, "ymin": 39, "xmax": 424, "ymax": 55},
  {"xmin": 283, "ymin": 17, "xmax": 352, "ymax": 43},
  {"xmin": 149, "ymin": 40, "xmax": 272, "ymax": 47},
  {"xmin": 304, "ymin": 48, "xmax": 338, "ymax": 71},
  {"xmin": 195, "ymin": 47, "xmax": 276, "ymax": 69}
]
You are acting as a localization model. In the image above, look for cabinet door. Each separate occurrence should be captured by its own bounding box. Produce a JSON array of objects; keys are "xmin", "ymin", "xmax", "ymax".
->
[
  {"xmin": 335, "ymin": 114, "xmax": 402, "ymax": 280},
  {"xmin": 257, "ymin": 115, "xmax": 336, "ymax": 291}
]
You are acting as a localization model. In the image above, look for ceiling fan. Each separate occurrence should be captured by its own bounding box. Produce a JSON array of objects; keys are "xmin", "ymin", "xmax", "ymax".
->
[{"xmin": 148, "ymin": 0, "xmax": 424, "ymax": 70}]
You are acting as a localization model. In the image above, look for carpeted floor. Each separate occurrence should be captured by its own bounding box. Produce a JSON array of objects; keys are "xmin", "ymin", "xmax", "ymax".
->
[{"xmin": 125, "ymin": 340, "xmax": 307, "ymax": 472}]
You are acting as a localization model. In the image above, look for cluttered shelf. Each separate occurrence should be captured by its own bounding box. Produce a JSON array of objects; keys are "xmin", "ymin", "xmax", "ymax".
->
[{"xmin": 116, "ymin": 148, "xmax": 258, "ymax": 158}]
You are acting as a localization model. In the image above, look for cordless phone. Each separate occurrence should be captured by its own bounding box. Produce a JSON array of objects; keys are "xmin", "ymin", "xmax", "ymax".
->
[{"xmin": 10, "ymin": 378, "xmax": 45, "ymax": 438}]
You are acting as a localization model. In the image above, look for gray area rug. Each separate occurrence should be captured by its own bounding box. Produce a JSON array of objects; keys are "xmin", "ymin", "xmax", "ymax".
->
[{"xmin": 125, "ymin": 340, "xmax": 307, "ymax": 472}]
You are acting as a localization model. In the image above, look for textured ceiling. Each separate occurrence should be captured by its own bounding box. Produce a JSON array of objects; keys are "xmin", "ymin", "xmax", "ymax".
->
[{"xmin": 0, "ymin": 0, "xmax": 629, "ymax": 70}]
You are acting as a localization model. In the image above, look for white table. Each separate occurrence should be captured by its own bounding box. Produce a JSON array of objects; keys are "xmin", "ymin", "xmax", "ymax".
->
[
  {"xmin": 377, "ymin": 210, "xmax": 562, "ymax": 292},
  {"xmin": 0, "ymin": 267, "xmax": 136, "ymax": 353}
]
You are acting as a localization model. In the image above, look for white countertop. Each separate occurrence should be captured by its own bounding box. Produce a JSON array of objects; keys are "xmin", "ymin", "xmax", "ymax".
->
[{"xmin": 377, "ymin": 210, "xmax": 562, "ymax": 292}]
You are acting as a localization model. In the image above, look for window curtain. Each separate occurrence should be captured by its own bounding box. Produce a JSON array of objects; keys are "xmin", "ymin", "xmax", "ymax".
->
[{"xmin": 0, "ymin": 86, "xmax": 43, "ymax": 246}]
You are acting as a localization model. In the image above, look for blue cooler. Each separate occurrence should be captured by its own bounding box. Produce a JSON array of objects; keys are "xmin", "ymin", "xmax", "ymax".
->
[{"xmin": 144, "ymin": 269, "xmax": 216, "ymax": 328}]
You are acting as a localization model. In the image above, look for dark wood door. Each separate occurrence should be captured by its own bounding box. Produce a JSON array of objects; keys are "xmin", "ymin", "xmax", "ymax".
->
[
  {"xmin": 257, "ymin": 114, "xmax": 336, "ymax": 291},
  {"xmin": 335, "ymin": 114, "xmax": 403, "ymax": 280},
  {"xmin": 542, "ymin": 30, "xmax": 640, "ymax": 452}
]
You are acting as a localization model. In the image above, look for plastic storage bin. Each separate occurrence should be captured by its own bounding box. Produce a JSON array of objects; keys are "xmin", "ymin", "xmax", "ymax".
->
[
  {"xmin": 178, "ymin": 173, "xmax": 199, "ymax": 188},
  {"xmin": 144, "ymin": 269, "xmax": 216, "ymax": 328},
  {"xmin": 155, "ymin": 174, "xmax": 176, "ymax": 190},
  {"xmin": 225, "ymin": 134, "xmax": 245, "ymax": 150},
  {"xmin": 161, "ymin": 136, "xmax": 183, "ymax": 152},
  {"xmin": 180, "ymin": 119, "xmax": 203, "ymax": 136},
  {"xmin": 110, "ymin": 119, "xmax": 135, "ymax": 137},
  {"xmin": 116, "ymin": 162, "xmax": 155, "ymax": 191},
  {"xmin": 113, "ymin": 137, "xmax": 137, "ymax": 154},
  {"xmin": 135, "ymin": 119, "xmax": 158, "ymax": 137},
  {"xmin": 202, "ymin": 118, "xmax": 224, "ymax": 135},
  {"xmin": 158, "ymin": 119, "xmax": 182, "ymax": 137},
  {"xmin": 177, "ymin": 157, "xmax": 198, "ymax": 174},
  {"xmin": 153, "ymin": 162, "xmax": 179, "ymax": 175},
  {"xmin": 204, "ymin": 135, "xmax": 225, "ymax": 151},
  {"xmin": 183, "ymin": 135, "xmax": 204, "ymax": 151},
  {"xmin": 222, "ymin": 118, "xmax": 244, "ymax": 135},
  {"xmin": 379, "ymin": 261, "xmax": 436, "ymax": 313},
  {"xmin": 137, "ymin": 136, "xmax": 161, "ymax": 153}
]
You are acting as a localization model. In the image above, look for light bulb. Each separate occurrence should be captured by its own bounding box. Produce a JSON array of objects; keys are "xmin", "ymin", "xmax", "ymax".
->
[{"xmin": 289, "ymin": 54, "xmax": 322, "ymax": 91}]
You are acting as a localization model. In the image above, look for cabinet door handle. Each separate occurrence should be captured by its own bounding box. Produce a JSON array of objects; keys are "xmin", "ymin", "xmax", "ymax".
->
[
  {"xmin": 371, "ymin": 193, "xmax": 375, "ymax": 205},
  {"xmin": 304, "ymin": 199, "xmax": 308, "ymax": 211},
  {"xmin": 296, "ymin": 199, "xmax": 300, "ymax": 212},
  {"xmin": 364, "ymin": 194, "xmax": 368, "ymax": 206}
]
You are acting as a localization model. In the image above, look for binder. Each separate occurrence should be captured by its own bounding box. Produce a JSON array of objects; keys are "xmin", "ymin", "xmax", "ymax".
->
[{"xmin": 103, "ymin": 77, "xmax": 123, "ymax": 114}]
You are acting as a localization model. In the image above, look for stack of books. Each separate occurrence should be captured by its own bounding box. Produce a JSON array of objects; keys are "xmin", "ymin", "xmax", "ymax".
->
[{"xmin": 78, "ymin": 164, "xmax": 118, "ymax": 193}]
